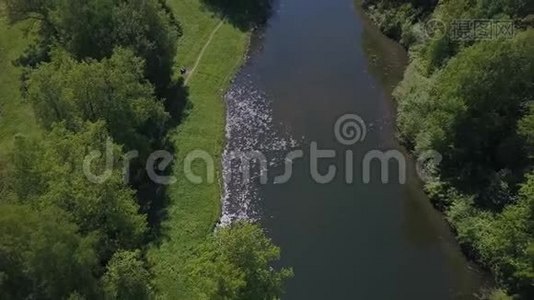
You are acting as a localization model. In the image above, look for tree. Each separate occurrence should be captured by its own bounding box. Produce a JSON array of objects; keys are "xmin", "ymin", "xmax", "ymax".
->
[
  {"xmin": 102, "ymin": 250, "xmax": 152, "ymax": 300},
  {"xmin": 445, "ymin": 173, "xmax": 534, "ymax": 297},
  {"xmin": 398, "ymin": 30, "xmax": 534, "ymax": 204},
  {"xmin": 368, "ymin": 0, "xmax": 534, "ymax": 297},
  {"xmin": 477, "ymin": 0, "xmax": 534, "ymax": 18},
  {"xmin": 476, "ymin": 173, "xmax": 534, "ymax": 296},
  {"xmin": 0, "ymin": 204, "xmax": 99, "ymax": 299},
  {"xmin": 184, "ymin": 222, "xmax": 293, "ymax": 299},
  {"xmin": 110, "ymin": 0, "xmax": 181, "ymax": 92},
  {"xmin": 3, "ymin": 0, "xmax": 52, "ymax": 24},
  {"xmin": 26, "ymin": 48, "xmax": 168, "ymax": 151},
  {"xmin": 5, "ymin": 0, "xmax": 181, "ymax": 92},
  {"xmin": 518, "ymin": 103, "xmax": 534, "ymax": 155},
  {"xmin": 11, "ymin": 122, "xmax": 147, "ymax": 259}
]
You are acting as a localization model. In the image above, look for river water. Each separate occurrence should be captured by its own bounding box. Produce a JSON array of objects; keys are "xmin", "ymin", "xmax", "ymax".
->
[{"xmin": 222, "ymin": 0, "xmax": 488, "ymax": 298}]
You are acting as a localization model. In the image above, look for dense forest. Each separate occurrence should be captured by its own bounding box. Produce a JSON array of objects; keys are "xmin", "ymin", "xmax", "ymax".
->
[
  {"xmin": 0, "ymin": 0, "xmax": 291, "ymax": 299},
  {"xmin": 364, "ymin": 0, "xmax": 534, "ymax": 298}
]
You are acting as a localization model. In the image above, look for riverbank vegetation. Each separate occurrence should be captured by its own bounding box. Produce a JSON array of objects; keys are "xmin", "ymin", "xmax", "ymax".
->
[
  {"xmin": 146, "ymin": 0, "xmax": 291, "ymax": 297},
  {"xmin": 364, "ymin": 0, "xmax": 534, "ymax": 298},
  {"xmin": 0, "ymin": 0, "xmax": 290, "ymax": 298}
]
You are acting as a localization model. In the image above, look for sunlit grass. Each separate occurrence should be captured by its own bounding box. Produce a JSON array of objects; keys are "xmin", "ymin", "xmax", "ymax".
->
[{"xmin": 148, "ymin": 0, "xmax": 249, "ymax": 296}]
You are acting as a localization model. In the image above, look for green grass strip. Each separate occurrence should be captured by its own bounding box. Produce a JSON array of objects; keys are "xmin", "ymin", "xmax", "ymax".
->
[{"xmin": 148, "ymin": 0, "xmax": 249, "ymax": 296}]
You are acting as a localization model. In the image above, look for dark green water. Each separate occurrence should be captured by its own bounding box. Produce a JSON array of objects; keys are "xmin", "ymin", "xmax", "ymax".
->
[{"xmin": 224, "ymin": 0, "xmax": 488, "ymax": 298}]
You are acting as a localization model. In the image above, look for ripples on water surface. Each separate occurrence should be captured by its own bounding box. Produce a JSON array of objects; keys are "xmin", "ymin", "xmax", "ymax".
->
[{"xmin": 220, "ymin": 72, "xmax": 298, "ymax": 226}]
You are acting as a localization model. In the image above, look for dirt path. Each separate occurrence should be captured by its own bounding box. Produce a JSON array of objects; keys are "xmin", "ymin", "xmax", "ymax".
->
[{"xmin": 184, "ymin": 20, "xmax": 225, "ymax": 85}]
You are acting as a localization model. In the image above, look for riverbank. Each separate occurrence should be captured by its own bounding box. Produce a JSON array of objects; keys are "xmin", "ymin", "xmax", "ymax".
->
[
  {"xmin": 362, "ymin": 1, "xmax": 533, "ymax": 298},
  {"xmin": 147, "ymin": 0, "xmax": 250, "ymax": 296}
]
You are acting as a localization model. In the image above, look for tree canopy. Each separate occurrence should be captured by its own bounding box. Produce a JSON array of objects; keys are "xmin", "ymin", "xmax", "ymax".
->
[
  {"xmin": 369, "ymin": 0, "xmax": 534, "ymax": 296},
  {"xmin": 11, "ymin": 122, "xmax": 147, "ymax": 259},
  {"xmin": 183, "ymin": 222, "xmax": 293, "ymax": 299},
  {"xmin": 399, "ymin": 30, "xmax": 534, "ymax": 203},
  {"xmin": 6, "ymin": 0, "xmax": 181, "ymax": 92},
  {"xmin": 26, "ymin": 48, "xmax": 168, "ymax": 151},
  {"xmin": 0, "ymin": 204, "xmax": 99, "ymax": 299},
  {"xmin": 102, "ymin": 250, "xmax": 153, "ymax": 299}
]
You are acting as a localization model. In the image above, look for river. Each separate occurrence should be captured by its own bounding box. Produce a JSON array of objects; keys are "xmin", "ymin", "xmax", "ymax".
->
[{"xmin": 222, "ymin": 0, "xmax": 488, "ymax": 298}]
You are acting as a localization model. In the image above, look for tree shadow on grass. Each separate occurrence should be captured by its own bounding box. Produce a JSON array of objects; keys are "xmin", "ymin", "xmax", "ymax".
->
[
  {"xmin": 138, "ymin": 179, "xmax": 170, "ymax": 243},
  {"xmin": 163, "ymin": 77, "xmax": 191, "ymax": 130},
  {"xmin": 200, "ymin": 0, "xmax": 273, "ymax": 31},
  {"xmin": 139, "ymin": 76, "xmax": 194, "ymax": 244}
]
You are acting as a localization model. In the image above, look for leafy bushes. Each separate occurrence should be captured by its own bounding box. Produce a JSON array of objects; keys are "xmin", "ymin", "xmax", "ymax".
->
[
  {"xmin": 363, "ymin": 0, "xmax": 437, "ymax": 47},
  {"xmin": 446, "ymin": 176, "xmax": 534, "ymax": 295},
  {"xmin": 25, "ymin": 49, "xmax": 168, "ymax": 152},
  {"xmin": 11, "ymin": 122, "xmax": 147, "ymax": 259},
  {"xmin": 364, "ymin": 1, "xmax": 419, "ymax": 46},
  {"xmin": 102, "ymin": 250, "xmax": 153, "ymax": 299},
  {"xmin": 366, "ymin": 0, "xmax": 534, "ymax": 297},
  {"xmin": 0, "ymin": 205, "xmax": 99, "ymax": 299},
  {"xmin": 6, "ymin": 0, "xmax": 181, "ymax": 93},
  {"xmin": 182, "ymin": 222, "xmax": 293, "ymax": 299},
  {"xmin": 401, "ymin": 32, "xmax": 534, "ymax": 198}
]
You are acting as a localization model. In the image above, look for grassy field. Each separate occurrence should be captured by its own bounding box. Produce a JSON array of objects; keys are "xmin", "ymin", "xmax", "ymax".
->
[
  {"xmin": 0, "ymin": 16, "xmax": 40, "ymax": 157},
  {"xmin": 148, "ymin": 0, "xmax": 249, "ymax": 297}
]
